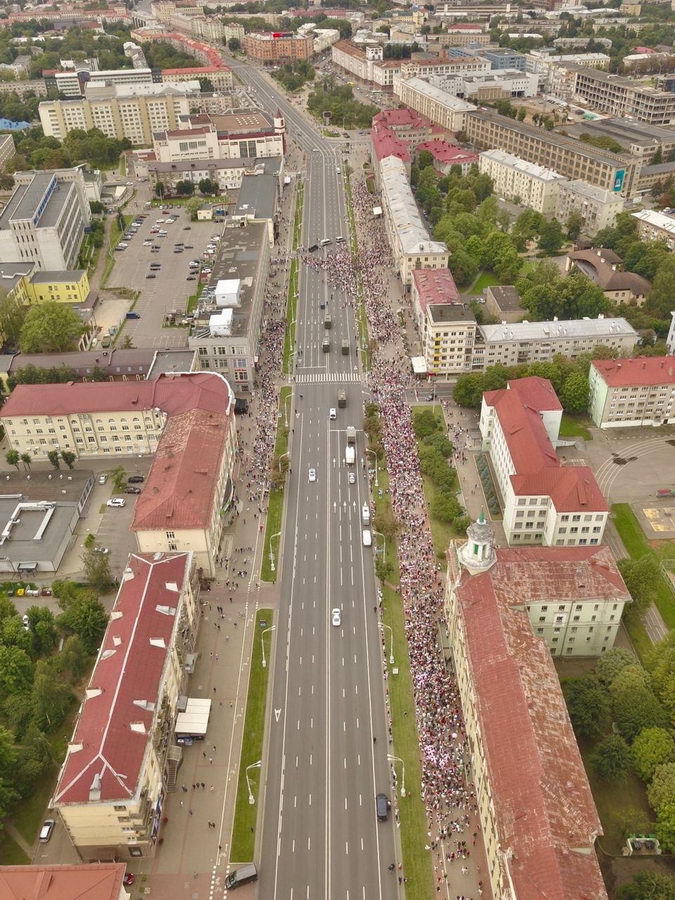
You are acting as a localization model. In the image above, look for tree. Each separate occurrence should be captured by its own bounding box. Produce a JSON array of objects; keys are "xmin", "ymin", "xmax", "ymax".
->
[
  {"xmin": 227, "ymin": 37, "xmax": 241, "ymax": 52},
  {"xmin": 0, "ymin": 288, "xmax": 27, "ymax": 347},
  {"xmin": 154, "ymin": 181, "xmax": 165, "ymax": 198},
  {"xmin": 19, "ymin": 301, "xmax": 84, "ymax": 353},
  {"xmin": 120, "ymin": 334, "xmax": 134, "ymax": 349},
  {"xmin": 19, "ymin": 452, "xmax": 31, "ymax": 471},
  {"xmin": 0, "ymin": 725, "xmax": 19, "ymax": 820},
  {"xmin": 82, "ymin": 547, "xmax": 113, "ymax": 593},
  {"xmin": 566, "ymin": 211, "xmax": 584, "ymax": 242},
  {"xmin": 618, "ymin": 556, "xmax": 662, "ymax": 619},
  {"xmin": 47, "ymin": 449, "xmax": 60, "ymax": 470},
  {"xmin": 517, "ymin": 106, "xmax": 526, "ymax": 121},
  {"xmin": 596, "ymin": 647, "xmax": 636, "ymax": 686},
  {"xmin": 646, "ymin": 255, "xmax": 675, "ymax": 320},
  {"xmin": 610, "ymin": 665, "xmax": 670, "ymax": 742},
  {"xmin": 198, "ymin": 178, "xmax": 217, "ymax": 196},
  {"xmin": 656, "ymin": 802, "xmax": 675, "ymax": 854},
  {"xmin": 413, "ymin": 408, "xmax": 441, "ymax": 439},
  {"xmin": 562, "ymin": 674, "xmax": 610, "ymax": 740},
  {"xmin": 186, "ymin": 196, "xmax": 204, "ymax": 221},
  {"xmin": 175, "ymin": 179, "xmax": 195, "ymax": 196},
  {"xmin": 0, "ymin": 645, "xmax": 34, "ymax": 695},
  {"xmin": 58, "ymin": 590, "xmax": 108, "ymax": 655},
  {"xmin": 593, "ymin": 734, "xmax": 632, "ymax": 782},
  {"xmin": 61, "ymin": 450, "xmax": 76, "ymax": 469},
  {"xmin": 89, "ymin": 200, "xmax": 104, "ymax": 214},
  {"xmin": 32, "ymin": 658, "xmax": 74, "ymax": 732},
  {"xmin": 632, "ymin": 727, "xmax": 675, "ymax": 782},
  {"xmin": 538, "ymin": 218, "xmax": 564, "ymax": 254},
  {"xmin": 5, "ymin": 449, "xmax": 19, "ymax": 471},
  {"xmin": 618, "ymin": 870, "xmax": 675, "ymax": 900},
  {"xmin": 648, "ymin": 762, "xmax": 675, "ymax": 815},
  {"xmin": 559, "ymin": 371, "xmax": 589, "ymax": 414}
]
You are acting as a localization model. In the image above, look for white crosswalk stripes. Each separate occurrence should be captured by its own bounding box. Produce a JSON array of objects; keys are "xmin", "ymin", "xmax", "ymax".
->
[{"xmin": 295, "ymin": 372, "xmax": 362, "ymax": 384}]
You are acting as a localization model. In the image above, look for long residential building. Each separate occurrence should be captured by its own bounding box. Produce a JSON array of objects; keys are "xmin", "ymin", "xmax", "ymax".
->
[
  {"xmin": 464, "ymin": 109, "xmax": 640, "ymax": 197},
  {"xmin": 446, "ymin": 520, "xmax": 611, "ymax": 896},
  {"xmin": 588, "ymin": 356, "xmax": 675, "ymax": 428},
  {"xmin": 631, "ymin": 209, "xmax": 675, "ymax": 250},
  {"xmin": 152, "ymin": 110, "xmax": 285, "ymax": 162},
  {"xmin": 568, "ymin": 67, "xmax": 675, "ymax": 126},
  {"xmin": 0, "ymin": 372, "xmax": 237, "ymax": 574},
  {"xmin": 379, "ymin": 155, "xmax": 449, "ymax": 286},
  {"xmin": 480, "ymin": 377, "xmax": 608, "ymax": 547},
  {"xmin": 393, "ymin": 75, "xmax": 477, "ymax": 132},
  {"xmin": 555, "ymin": 179, "xmax": 625, "ymax": 233},
  {"xmin": 243, "ymin": 32, "xmax": 314, "ymax": 61},
  {"xmin": 478, "ymin": 149, "xmax": 566, "ymax": 216},
  {"xmin": 53, "ymin": 551, "xmax": 199, "ymax": 860},
  {"xmin": 0, "ymin": 168, "xmax": 90, "ymax": 271},
  {"xmin": 39, "ymin": 82, "xmax": 200, "ymax": 145}
]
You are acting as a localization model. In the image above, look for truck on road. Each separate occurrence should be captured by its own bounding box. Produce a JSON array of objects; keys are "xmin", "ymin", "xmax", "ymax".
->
[
  {"xmin": 345, "ymin": 444, "xmax": 355, "ymax": 465},
  {"xmin": 346, "ymin": 426, "xmax": 356, "ymax": 444}
]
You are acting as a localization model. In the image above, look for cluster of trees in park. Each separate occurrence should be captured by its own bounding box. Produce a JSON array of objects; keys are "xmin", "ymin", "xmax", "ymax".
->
[
  {"xmin": 0, "ymin": 578, "xmax": 109, "ymax": 832},
  {"xmin": 0, "ymin": 90, "xmax": 41, "ymax": 124},
  {"xmin": 27, "ymin": 27, "xmax": 132, "ymax": 78},
  {"xmin": 273, "ymin": 59, "xmax": 315, "ymax": 92},
  {"xmin": 413, "ymin": 409, "xmax": 469, "ymax": 539},
  {"xmin": 452, "ymin": 350, "xmax": 615, "ymax": 414},
  {"xmin": 0, "ymin": 295, "xmax": 85, "ymax": 354},
  {"xmin": 563, "ymin": 630, "xmax": 675, "ymax": 855},
  {"xmin": 156, "ymin": 178, "xmax": 220, "ymax": 199},
  {"xmin": 307, "ymin": 79, "xmax": 378, "ymax": 130},
  {"xmin": 10, "ymin": 126, "xmax": 131, "ymax": 171},
  {"xmin": 141, "ymin": 40, "xmax": 203, "ymax": 71}
]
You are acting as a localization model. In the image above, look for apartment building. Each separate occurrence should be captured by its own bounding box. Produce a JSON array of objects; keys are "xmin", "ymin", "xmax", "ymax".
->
[
  {"xmin": 569, "ymin": 67, "xmax": 675, "ymax": 126},
  {"xmin": 393, "ymin": 76, "xmax": 477, "ymax": 133},
  {"xmin": 39, "ymin": 82, "xmax": 199, "ymax": 145},
  {"xmin": 588, "ymin": 356, "xmax": 675, "ymax": 428},
  {"xmin": 0, "ymin": 169, "xmax": 89, "ymax": 271},
  {"xmin": 243, "ymin": 32, "xmax": 314, "ymax": 61},
  {"xmin": 53, "ymin": 552, "xmax": 199, "ymax": 860},
  {"xmin": 162, "ymin": 66, "xmax": 233, "ymax": 91},
  {"xmin": 0, "ymin": 78, "xmax": 47, "ymax": 98},
  {"xmin": 379, "ymin": 155, "xmax": 449, "ymax": 286},
  {"xmin": 473, "ymin": 316, "xmax": 637, "ymax": 371},
  {"xmin": 555, "ymin": 179, "xmax": 625, "ymax": 233},
  {"xmin": 411, "ymin": 269, "xmax": 476, "ymax": 374},
  {"xmin": 478, "ymin": 149, "xmax": 566, "ymax": 216},
  {"xmin": 188, "ymin": 222, "xmax": 270, "ymax": 391},
  {"xmin": 480, "ymin": 377, "xmax": 608, "ymax": 547},
  {"xmin": 26, "ymin": 269, "xmax": 90, "ymax": 305},
  {"xmin": 464, "ymin": 110, "xmax": 639, "ymax": 197},
  {"xmin": 152, "ymin": 110, "xmax": 285, "ymax": 163},
  {"xmin": 632, "ymin": 209, "xmax": 675, "ymax": 250}
]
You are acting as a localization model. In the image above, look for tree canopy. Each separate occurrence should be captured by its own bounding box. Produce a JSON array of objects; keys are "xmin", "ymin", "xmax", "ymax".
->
[{"xmin": 19, "ymin": 302, "xmax": 85, "ymax": 353}]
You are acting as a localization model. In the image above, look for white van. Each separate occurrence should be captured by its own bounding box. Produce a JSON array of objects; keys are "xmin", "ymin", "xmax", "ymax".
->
[
  {"xmin": 362, "ymin": 504, "xmax": 370, "ymax": 525},
  {"xmin": 362, "ymin": 529, "xmax": 372, "ymax": 547}
]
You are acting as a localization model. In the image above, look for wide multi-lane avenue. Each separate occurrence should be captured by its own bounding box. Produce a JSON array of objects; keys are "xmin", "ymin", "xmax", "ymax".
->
[{"xmin": 231, "ymin": 63, "xmax": 400, "ymax": 899}]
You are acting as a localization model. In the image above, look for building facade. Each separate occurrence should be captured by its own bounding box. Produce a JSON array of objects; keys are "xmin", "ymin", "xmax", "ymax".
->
[
  {"xmin": 152, "ymin": 111, "xmax": 285, "ymax": 163},
  {"xmin": 53, "ymin": 552, "xmax": 199, "ymax": 860},
  {"xmin": 555, "ymin": 179, "xmax": 625, "ymax": 233},
  {"xmin": 632, "ymin": 209, "xmax": 675, "ymax": 250},
  {"xmin": 588, "ymin": 356, "xmax": 675, "ymax": 428},
  {"xmin": 0, "ymin": 133, "xmax": 15, "ymax": 171},
  {"xmin": 243, "ymin": 32, "xmax": 314, "ymax": 61},
  {"xmin": 392, "ymin": 75, "xmax": 477, "ymax": 132},
  {"xmin": 379, "ymin": 155, "xmax": 449, "ymax": 285},
  {"xmin": 569, "ymin": 66, "xmax": 675, "ymax": 126},
  {"xmin": 25, "ymin": 269, "xmax": 90, "ymax": 305},
  {"xmin": 465, "ymin": 109, "xmax": 639, "ymax": 197},
  {"xmin": 0, "ymin": 169, "xmax": 90, "ymax": 271},
  {"xmin": 478, "ymin": 149, "xmax": 566, "ymax": 215},
  {"xmin": 480, "ymin": 377, "xmax": 608, "ymax": 546},
  {"xmin": 39, "ymin": 82, "xmax": 199, "ymax": 145},
  {"xmin": 161, "ymin": 66, "xmax": 233, "ymax": 91},
  {"xmin": 566, "ymin": 249, "xmax": 651, "ymax": 306},
  {"xmin": 411, "ymin": 268, "xmax": 475, "ymax": 375}
]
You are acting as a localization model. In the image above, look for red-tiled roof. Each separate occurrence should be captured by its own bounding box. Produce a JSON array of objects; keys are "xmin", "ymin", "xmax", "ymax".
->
[
  {"xmin": 456, "ymin": 546, "xmax": 608, "ymax": 900},
  {"xmin": 412, "ymin": 268, "xmax": 460, "ymax": 308},
  {"xmin": 448, "ymin": 22, "xmax": 484, "ymax": 30},
  {"xmin": 416, "ymin": 139, "xmax": 478, "ymax": 166},
  {"xmin": 371, "ymin": 125, "xmax": 411, "ymax": 163},
  {"xmin": 162, "ymin": 65, "xmax": 229, "ymax": 75},
  {"xmin": 483, "ymin": 378, "xmax": 607, "ymax": 512},
  {"xmin": 374, "ymin": 107, "xmax": 429, "ymax": 129},
  {"xmin": 592, "ymin": 356, "xmax": 675, "ymax": 388},
  {"xmin": 132, "ymin": 407, "xmax": 229, "ymax": 531},
  {"xmin": 0, "ymin": 864, "xmax": 127, "ymax": 899},
  {"xmin": 53, "ymin": 553, "xmax": 191, "ymax": 807}
]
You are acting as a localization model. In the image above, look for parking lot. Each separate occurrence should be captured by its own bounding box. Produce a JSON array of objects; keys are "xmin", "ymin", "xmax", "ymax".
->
[{"xmin": 106, "ymin": 204, "xmax": 226, "ymax": 348}]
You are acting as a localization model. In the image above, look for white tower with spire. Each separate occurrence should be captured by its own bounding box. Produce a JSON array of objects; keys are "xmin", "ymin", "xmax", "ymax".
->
[{"xmin": 458, "ymin": 511, "xmax": 496, "ymax": 575}]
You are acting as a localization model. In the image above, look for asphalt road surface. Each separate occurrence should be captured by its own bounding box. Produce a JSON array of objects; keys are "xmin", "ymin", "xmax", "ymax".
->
[{"xmin": 231, "ymin": 63, "xmax": 399, "ymax": 899}]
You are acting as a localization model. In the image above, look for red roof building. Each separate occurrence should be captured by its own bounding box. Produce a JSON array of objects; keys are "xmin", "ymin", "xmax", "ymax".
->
[
  {"xmin": 480, "ymin": 378, "xmax": 608, "ymax": 546},
  {"xmin": 411, "ymin": 268, "xmax": 477, "ymax": 375},
  {"xmin": 588, "ymin": 356, "xmax": 675, "ymax": 428},
  {"xmin": 53, "ymin": 552, "xmax": 197, "ymax": 860},
  {"xmin": 447, "ymin": 528, "xmax": 611, "ymax": 898},
  {"xmin": 0, "ymin": 864, "xmax": 128, "ymax": 899},
  {"xmin": 415, "ymin": 139, "xmax": 478, "ymax": 175}
]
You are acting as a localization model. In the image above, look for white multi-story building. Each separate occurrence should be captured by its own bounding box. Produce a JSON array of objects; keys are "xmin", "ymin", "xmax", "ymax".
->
[
  {"xmin": 379, "ymin": 155, "xmax": 449, "ymax": 286},
  {"xmin": 428, "ymin": 69, "xmax": 539, "ymax": 100},
  {"xmin": 152, "ymin": 110, "xmax": 285, "ymax": 163},
  {"xmin": 392, "ymin": 75, "xmax": 477, "ymax": 132},
  {"xmin": 0, "ymin": 168, "xmax": 90, "ymax": 271},
  {"xmin": 588, "ymin": 356, "xmax": 675, "ymax": 428},
  {"xmin": 555, "ymin": 179, "xmax": 625, "ymax": 233},
  {"xmin": 411, "ymin": 268, "xmax": 475, "ymax": 375},
  {"xmin": 631, "ymin": 209, "xmax": 675, "ymax": 250},
  {"xmin": 478, "ymin": 149, "xmax": 567, "ymax": 216},
  {"xmin": 480, "ymin": 377, "xmax": 609, "ymax": 547},
  {"xmin": 39, "ymin": 82, "xmax": 200, "ymax": 145}
]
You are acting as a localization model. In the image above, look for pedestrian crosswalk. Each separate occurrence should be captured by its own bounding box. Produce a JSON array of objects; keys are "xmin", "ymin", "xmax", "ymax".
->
[{"xmin": 294, "ymin": 372, "xmax": 363, "ymax": 384}]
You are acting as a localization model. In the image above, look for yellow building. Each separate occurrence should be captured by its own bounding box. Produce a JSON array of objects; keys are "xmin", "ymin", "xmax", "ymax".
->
[
  {"xmin": 26, "ymin": 269, "xmax": 90, "ymax": 304},
  {"xmin": 53, "ymin": 552, "xmax": 199, "ymax": 861}
]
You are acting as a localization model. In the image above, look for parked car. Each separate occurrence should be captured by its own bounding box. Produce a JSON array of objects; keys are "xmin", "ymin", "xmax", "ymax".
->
[
  {"xmin": 125, "ymin": 486, "xmax": 142, "ymax": 494},
  {"xmin": 107, "ymin": 498, "xmax": 126, "ymax": 508},
  {"xmin": 39, "ymin": 820, "xmax": 55, "ymax": 843},
  {"xmin": 126, "ymin": 311, "xmax": 141, "ymax": 319},
  {"xmin": 127, "ymin": 475, "xmax": 145, "ymax": 483},
  {"xmin": 98, "ymin": 474, "xmax": 108, "ymax": 484}
]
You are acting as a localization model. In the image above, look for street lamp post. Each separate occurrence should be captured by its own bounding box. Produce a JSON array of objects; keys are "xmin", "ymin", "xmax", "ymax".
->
[
  {"xmin": 387, "ymin": 754, "xmax": 406, "ymax": 798},
  {"xmin": 364, "ymin": 448, "xmax": 378, "ymax": 487},
  {"xmin": 379, "ymin": 622, "xmax": 394, "ymax": 666},
  {"xmin": 261, "ymin": 625, "xmax": 275, "ymax": 669},
  {"xmin": 373, "ymin": 529, "xmax": 386, "ymax": 561},
  {"xmin": 246, "ymin": 760, "xmax": 262, "ymax": 805},
  {"xmin": 269, "ymin": 531, "xmax": 281, "ymax": 574}
]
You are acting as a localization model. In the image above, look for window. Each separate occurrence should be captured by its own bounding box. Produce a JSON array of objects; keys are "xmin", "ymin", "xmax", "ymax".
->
[{"xmin": 166, "ymin": 531, "xmax": 175, "ymax": 539}]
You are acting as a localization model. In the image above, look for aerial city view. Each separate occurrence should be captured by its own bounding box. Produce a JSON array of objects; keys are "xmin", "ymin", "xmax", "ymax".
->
[{"xmin": 0, "ymin": 0, "xmax": 674, "ymax": 897}]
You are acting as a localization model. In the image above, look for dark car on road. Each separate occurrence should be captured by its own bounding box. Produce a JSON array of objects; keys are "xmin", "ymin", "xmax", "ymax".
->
[
  {"xmin": 376, "ymin": 793, "xmax": 390, "ymax": 821},
  {"xmin": 127, "ymin": 475, "xmax": 145, "ymax": 483},
  {"xmin": 125, "ymin": 486, "xmax": 142, "ymax": 494}
]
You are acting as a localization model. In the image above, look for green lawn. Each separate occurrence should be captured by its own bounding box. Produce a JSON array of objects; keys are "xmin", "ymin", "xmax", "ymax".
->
[
  {"xmin": 612, "ymin": 503, "xmax": 675, "ymax": 630},
  {"xmin": 0, "ymin": 832, "xmax": 30, "ymax": 865},
  {"xmin": 559, "ymin": 414, "xmax": 593, "ymax": 441},
  {"xmin": 261, "ymin": 388, "xmax": 292, "ymax": 583},
  {"xmin": 230, "ymin": 609, "xmax": 273, "ymax": 862},
  {"xmin": 282, "ymin": 258, "xmax": 299, "ymax": 375},
  {"xmin": 186, "ymin": 281, "xmax": 205, "ymax": 315},
  {"xmin": 469, "ymin": 271, "xmax": 500, "ymax": 294},
  {"xmin": 344, "ymin": 170, "xmax": 371, "ymax": 372}
]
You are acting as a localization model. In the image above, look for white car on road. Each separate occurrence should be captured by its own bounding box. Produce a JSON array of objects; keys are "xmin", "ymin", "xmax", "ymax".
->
[
  {"xmin": 331, "ymin": 608, "xmax": 341, "ymax": 627},
  {"xmin": 308, "ymin": 468, "xmax": 317, "ymax": 483},
  {"xmin": 106, "ymin": 498, "xmax": 126, "ymax": 508}
]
